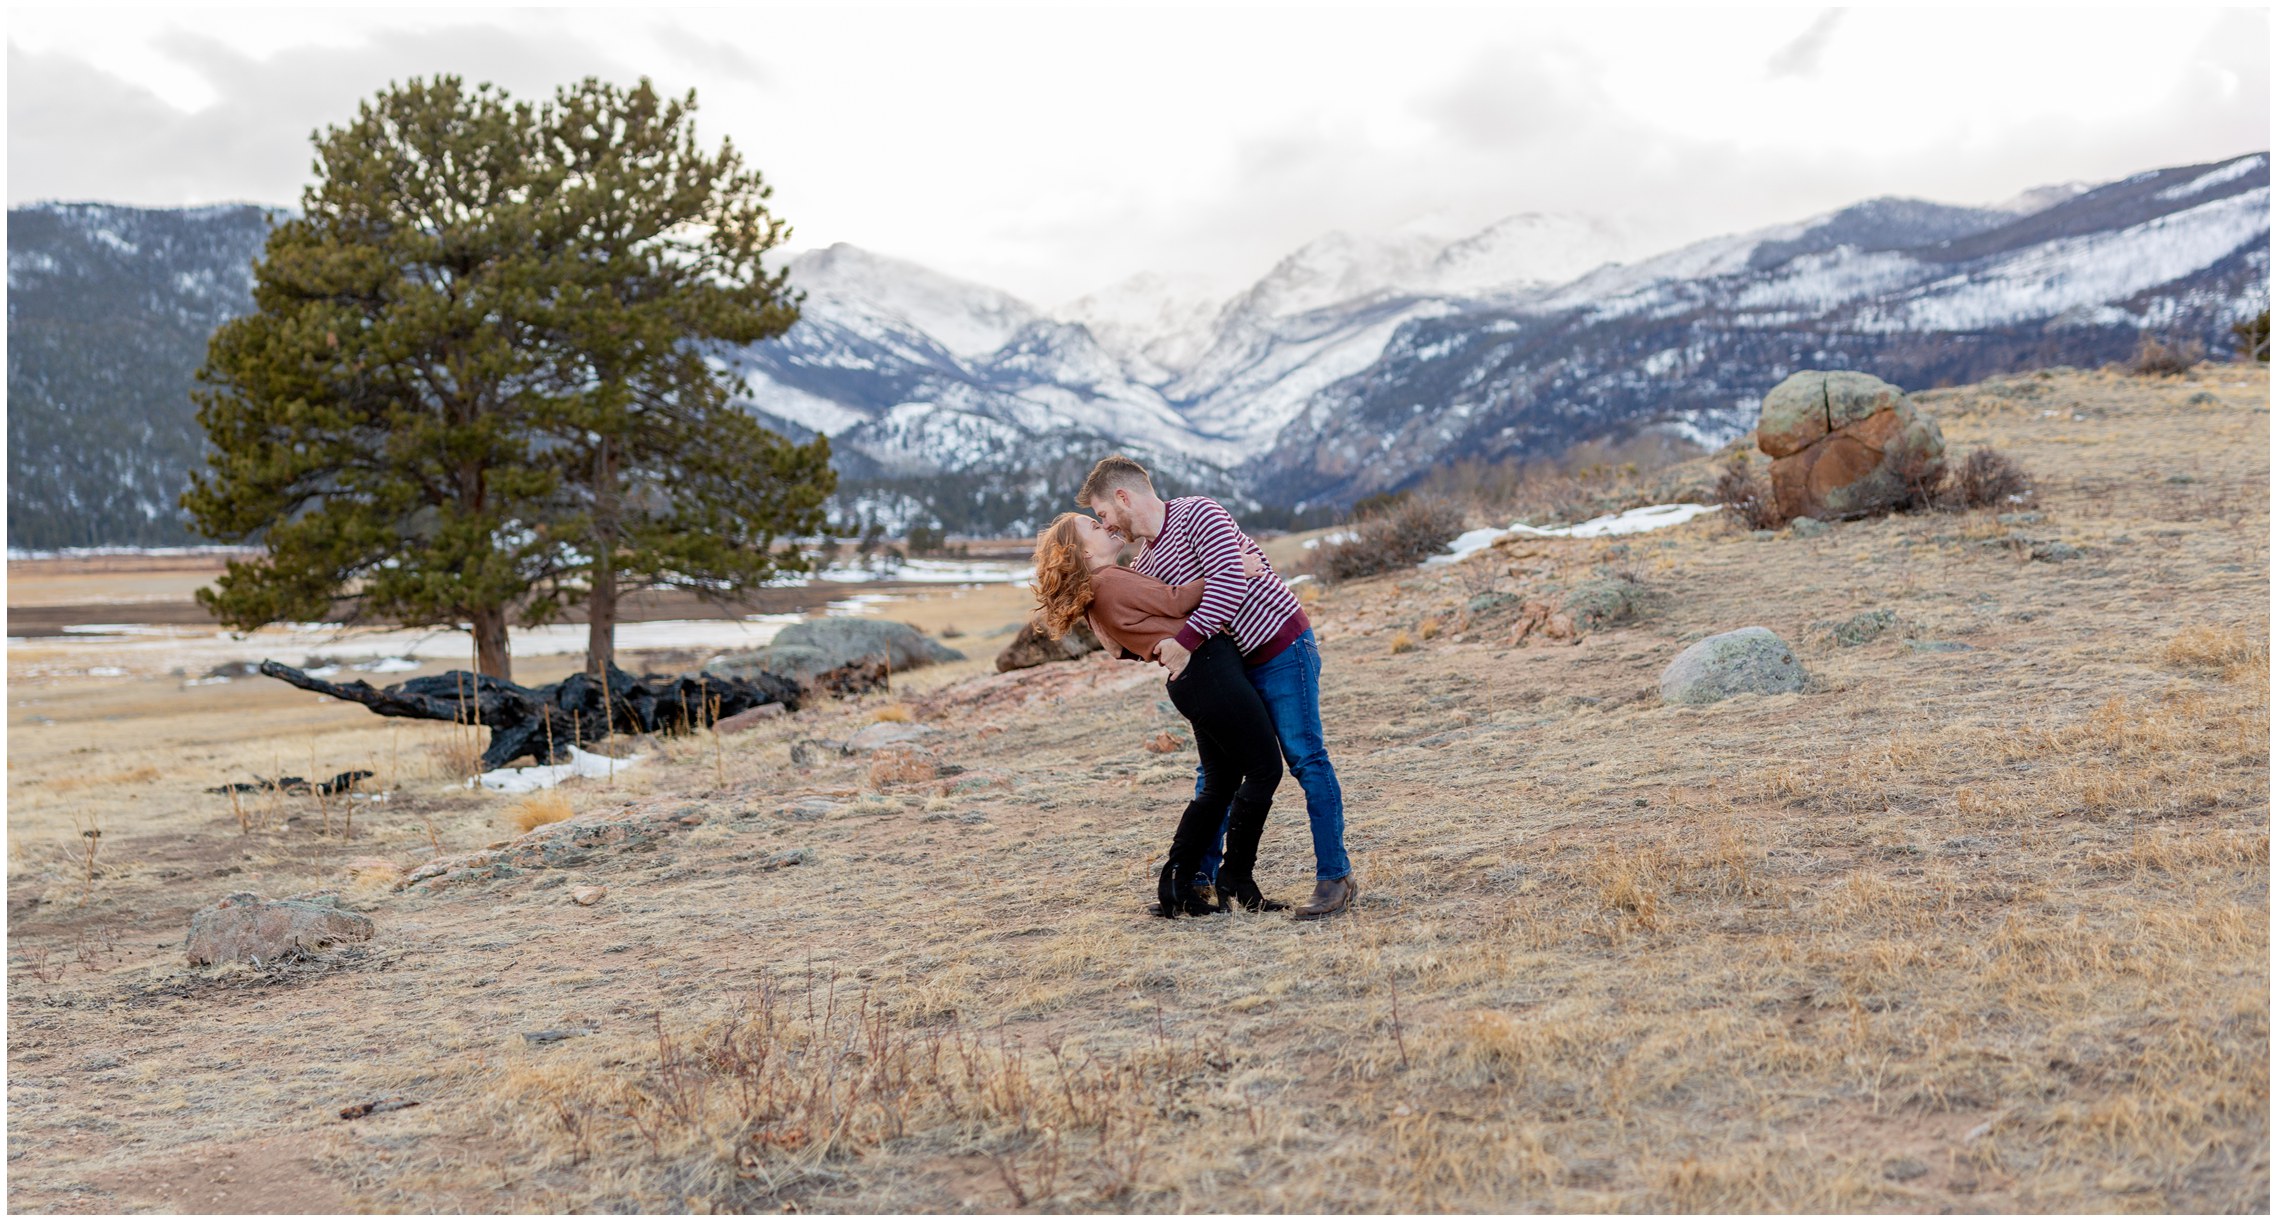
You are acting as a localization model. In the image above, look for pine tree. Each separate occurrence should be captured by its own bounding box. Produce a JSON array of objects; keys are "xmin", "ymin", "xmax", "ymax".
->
[
  {"xmin": 526, "ymin": 78, "xmax": 833, "ymax": 677},
  {"xmin": 184, "ymin": 75, "xmax": 835, "ymax": 682},
  {"xmin": 183, "ymin": 78, "xmax": 567, "ymax": 680}
]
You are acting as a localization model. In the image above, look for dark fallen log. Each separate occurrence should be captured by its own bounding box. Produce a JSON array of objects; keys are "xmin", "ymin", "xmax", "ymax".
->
[
  {"xmin": 257, "ymin": 661, "xmax": 804, "ymax": 770},
  {"xmin": 207, "ymin": 770, "xmax": 374, "ymax": 796}
]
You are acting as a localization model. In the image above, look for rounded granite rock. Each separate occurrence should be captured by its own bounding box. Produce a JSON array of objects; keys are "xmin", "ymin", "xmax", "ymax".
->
[{"xmin": 1659, "ymin": 627, "xmax": 1808, "ymax": 706}]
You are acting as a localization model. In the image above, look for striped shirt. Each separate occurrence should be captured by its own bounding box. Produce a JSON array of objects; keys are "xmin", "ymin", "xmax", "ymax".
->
[{"xmin": 1133, "ymin": 497, "xmax": 1307, "ymax": 664}]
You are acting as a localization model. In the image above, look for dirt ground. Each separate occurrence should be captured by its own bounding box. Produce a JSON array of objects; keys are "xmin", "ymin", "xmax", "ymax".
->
[{"xmin": 5, "ymin": 365, "xmax": 2268, "ymax": 1212}]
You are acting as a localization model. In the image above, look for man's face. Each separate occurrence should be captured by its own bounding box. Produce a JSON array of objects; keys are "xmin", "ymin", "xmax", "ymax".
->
[{"xmin": 1093, "ymin": 489, "xmax": 1140, "ymax": 544}]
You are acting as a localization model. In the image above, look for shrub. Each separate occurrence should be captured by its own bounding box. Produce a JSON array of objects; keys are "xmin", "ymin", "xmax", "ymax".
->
[
  {"xmin": 1562, "ymin": 575, "xmax": 1647, "ymax": 633},
  {"xmin": 1893, "ymin": 446, "xmax": 1948, "ymax": 511},
  {"xmin": 1712, "ymin": 454, "xmax": 1786, "ymax": 530},
  {"xmin": 1349, "ymin": 489, "xmax": 1412, "ymax": 520},
  {"xmin": 2231, "ymin": 310, "xmax": 2270, "ymax": 362},
  {"xmin": 509, "ymin": 790, "xmax": 574, "ymax": 833},
  {"xmin": 2129, "ymin": 333, "xmax": 2204, "ymax": 376},
  {"xmin": 1316, "ymin": 497, "xmax": 1466, "ymax": 582},
  {"xmin": 1951, "ymin": 448, "xmax": 2033, "ymax": 509}
]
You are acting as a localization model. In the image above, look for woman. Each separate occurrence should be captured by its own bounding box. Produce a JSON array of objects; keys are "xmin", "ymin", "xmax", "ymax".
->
[{"xmin": 1031, "ymin": 512, "xmax": 1284, "ymax": 918}]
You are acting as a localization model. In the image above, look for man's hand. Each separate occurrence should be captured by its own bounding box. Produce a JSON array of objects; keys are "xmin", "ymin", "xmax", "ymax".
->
[
  {"xmin": 1153, "ymin": 638, "xmax": 1192, "ymax": 680},
  {"xmin": 1241, "ymin": 549, "xmax": 1266, "ymax": 580}
]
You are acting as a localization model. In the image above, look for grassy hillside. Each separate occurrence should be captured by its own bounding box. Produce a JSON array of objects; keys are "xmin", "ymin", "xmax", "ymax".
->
[{"xmin": 5, "ymin": 364, "xmax": 2267, "ymax": 1211}]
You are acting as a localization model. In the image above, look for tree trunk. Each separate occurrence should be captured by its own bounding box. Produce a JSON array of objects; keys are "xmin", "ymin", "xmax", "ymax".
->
[
  {"xmin": 585, "ymin": 573, "xmax": 617, "ymax": 678},
  {"xmin": 585, "ymin": 436, "xmax": 618, "ymax": 678},
  {"xmin": 471, "ymin": 606, "xmax": 513, "ymax": 683}
]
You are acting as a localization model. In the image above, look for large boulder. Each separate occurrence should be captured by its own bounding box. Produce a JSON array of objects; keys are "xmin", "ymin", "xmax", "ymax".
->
[
  {"xmin": 1660, "ymin": 627, "xmax": 1808, "ymax": 706},
  {"xmin": 711, "ymin": 618, "xmax": 962, "ymax": 685},
  {"xmin": 185, "ymin": 892, "xmax": 374, "ymax": 965},
  {"xmin": 1757, "ymin": 371, "xmax": 1944, "ymax": 521},
  {"xmin": 776, "ymin": 618, "xmax": 963, "ymax": 671},
  {"xmin": 996, "ymin": 618, "xmax": 1102, "ymax": 672}
]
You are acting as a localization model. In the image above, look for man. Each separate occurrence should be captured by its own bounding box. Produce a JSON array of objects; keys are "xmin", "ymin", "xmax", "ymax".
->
[{"xmin": 1078, "ymin": 455, "xmax": 1357, "ymax": 920}]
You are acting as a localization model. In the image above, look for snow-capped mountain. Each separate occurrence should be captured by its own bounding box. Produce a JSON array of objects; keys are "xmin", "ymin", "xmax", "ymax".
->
[
  {"xmin": 1055, "ymin": 272, "xmax": 1227, "ymax": 384},
  {"xmin": 8, "ymin": 152, "xmax": 2266, "ymax": 546},
  {"xmin": 1248, "ymin": 153, "xmax": 2269, "ymax": 505}
]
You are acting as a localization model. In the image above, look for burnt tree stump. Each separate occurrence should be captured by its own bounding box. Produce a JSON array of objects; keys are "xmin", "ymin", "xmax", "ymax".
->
[{"xmin": 257, "ymin": 661, "xmax": 803, "ymax": 770}]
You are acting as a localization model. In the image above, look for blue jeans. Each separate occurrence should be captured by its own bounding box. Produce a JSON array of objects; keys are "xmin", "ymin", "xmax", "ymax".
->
[{"xmin": 1196, "ymin": 629, "xmax": 1350, "ymax": 883}]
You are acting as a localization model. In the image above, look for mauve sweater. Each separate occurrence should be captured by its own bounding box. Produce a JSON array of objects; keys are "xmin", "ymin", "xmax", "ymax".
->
[{"xmin": 1086, "ymin": 566, "xmax": 1208, "ymax": 663}]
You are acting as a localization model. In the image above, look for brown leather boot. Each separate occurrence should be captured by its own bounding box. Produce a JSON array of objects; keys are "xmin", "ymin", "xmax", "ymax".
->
[{"xmin": 1293, "ymin": 875, "xmax": 1356, "ymax": 921}]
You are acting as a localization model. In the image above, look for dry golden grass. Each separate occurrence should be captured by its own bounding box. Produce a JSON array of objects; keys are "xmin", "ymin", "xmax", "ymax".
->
[
  {"xmin": 425, "ymin": 730, "xmax": 483, "ymax": 781},
  {"xmin": 2164, "ymin": 623, "xmax": 2270, "ymax": 680},
  {"xmin": 507, "ymin": 790, "xmax": 574, "ymax": 834},
  {"xmin": 871, "ymin": 702, "xmax": 915, "ymax": 723},
  {"xmin": 3, "ymin": 366, "xmax": 2268, "ymax": 1213}
]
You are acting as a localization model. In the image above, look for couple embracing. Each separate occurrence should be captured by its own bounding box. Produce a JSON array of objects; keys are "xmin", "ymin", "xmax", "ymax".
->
[{"xmin": 1031, "ymin": 455, "xmax": 1357, "ymax": 921}]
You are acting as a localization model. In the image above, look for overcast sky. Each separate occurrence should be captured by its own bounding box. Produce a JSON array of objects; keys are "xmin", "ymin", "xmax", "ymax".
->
[{"xmin": 8, "ymin": 4, "xmax": 2268, "ymax": 305}]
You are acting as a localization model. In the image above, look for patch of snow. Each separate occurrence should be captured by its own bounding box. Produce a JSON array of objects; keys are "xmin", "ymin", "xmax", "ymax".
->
[
  {"xmin": 1423, "ymin": 503, "xmax": 1721, "ymax": 565},
  {"xmin": 2154, "ymin": 154, "xmax": 2267, "ymax": 203},
  {"xmin": 360, "ymin": 657, "xmax": 421, "ymax": 673},
  {"xmin": 475, "ymin": 745, "xmax": 648, "ymax": 794}
]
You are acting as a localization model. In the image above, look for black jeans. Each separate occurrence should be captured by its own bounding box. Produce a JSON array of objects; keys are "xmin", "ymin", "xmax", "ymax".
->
[{"xmin": 1161, "ymin": 635, "xmax": 1281, "ymax": 909}]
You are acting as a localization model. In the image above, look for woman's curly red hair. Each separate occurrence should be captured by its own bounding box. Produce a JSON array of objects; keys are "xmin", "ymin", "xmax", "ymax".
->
[{"xmin": 1030, "ymin": 513, "xmax": 1097, "ymax": 640}]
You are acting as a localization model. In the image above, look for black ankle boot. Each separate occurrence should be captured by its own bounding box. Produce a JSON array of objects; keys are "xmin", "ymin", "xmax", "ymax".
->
[
  {"xmin": 1156, "ymin": 860, "xmax": 1224, "ymax": 918},
  {"xmin": 1218, "ymin": 872, "xmax": 1289, "ymax": 913}
]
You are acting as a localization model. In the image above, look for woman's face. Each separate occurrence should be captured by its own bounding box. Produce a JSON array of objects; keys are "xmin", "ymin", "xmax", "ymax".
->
[{"xmin": 1073, "ymin": 514, "xmax": 1121, "ymax": 566}]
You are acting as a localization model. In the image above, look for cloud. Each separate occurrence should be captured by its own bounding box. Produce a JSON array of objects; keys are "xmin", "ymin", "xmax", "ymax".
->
[
  {"xmin": 7, "ymin": 19, "xmax": 647, "ymax": 207},
  {"xmin": 7, "ymin": 9, "xmax": 2267, "ymax": 306},
  {"xmin": 1765, "ymin": 9, "xmax": 1846, "ymax": 80},
  {"xmin": 654, "ymin": 26, "xmax": 773, "ymax": 90}
]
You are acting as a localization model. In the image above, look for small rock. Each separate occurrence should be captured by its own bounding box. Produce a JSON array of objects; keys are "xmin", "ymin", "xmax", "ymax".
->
[
  {"xmin": 570, "ymin": 886, "xmax": 607, "ymax": 906},
  {"xmin": 184, "ymin": 892, "xmax": 375, "ymax": 966},
  {"xmin": 2030, "ymin": 541, "xmax": 2082, "ymax": 563},
  {"xmin": 1908, "ymin": 640, "xmax": 1975, "ymax": 653},
  {"xmin": 522, "ymin": 1028, "xmax": 590, "ymax": 1045},
  {"xmin": 996, "ymin": 617, "xmax": 1102, "ymax": 671},
  {"xmin": 1142, "ymin": 731, "xmax": 1178, "ymax": 754},
  {"xmin": 1659, "ymin": 627, "xmax": 1807, "ymax": 706},
  {"xmin": 1996, "ymin": 511, "xmax": 2043, "ymax": 526},
  {"xmin": 845, "ymin": 722, "xmax": 937, "ymax": 752},
  {"xmin": 781, "ymin": 797, "xmax": 842, "ymax": 821},
  {"xmin": 713, "ymin": 703, "xmax": 785, "ymax": 734},
  {"xmin": 759, "ymin": 848, "xmax": 810, "ymax": 870},
  {"xmin": 1822, "ymin": 609, "xmax": 1896, "ymax": 647},
  {"xmin": 1750, "ymin": 529, "xmax": 1777, "ymax": 541},
  {"xmin": 1787, "ymin": 515, "xmax": 1828, "ymax": 538},
  {"xmin": 1884, "ymin": 1158, "xmax": 1929, "ymax": 1182}
]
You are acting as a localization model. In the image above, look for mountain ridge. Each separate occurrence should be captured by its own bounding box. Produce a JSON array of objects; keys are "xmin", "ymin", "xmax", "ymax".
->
[{"xmin": 8, "ymin": 153, "xmax": 2267, "ymax": 545}]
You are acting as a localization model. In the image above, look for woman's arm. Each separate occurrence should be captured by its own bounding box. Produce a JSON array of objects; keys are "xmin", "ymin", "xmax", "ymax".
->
[{"xmin": 1098, "ymin": 549, "xmax": 1264, "ymax": 620}]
